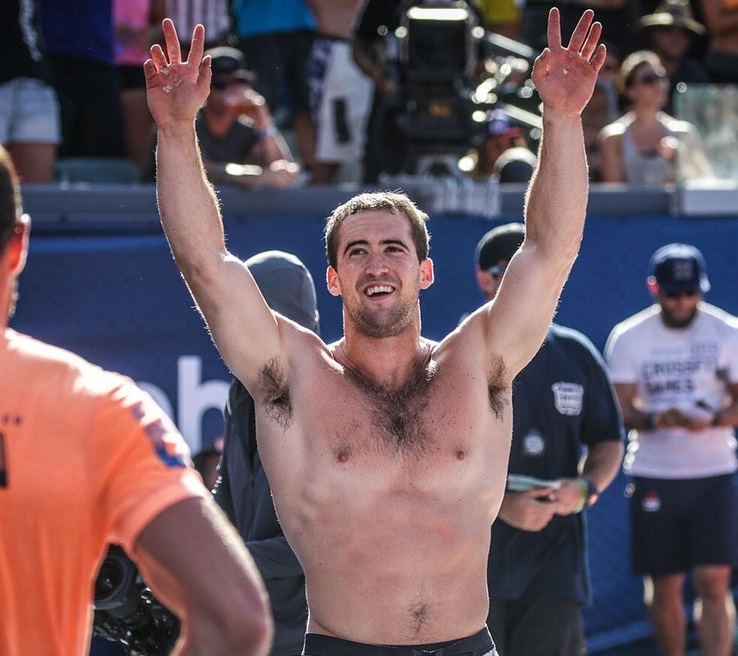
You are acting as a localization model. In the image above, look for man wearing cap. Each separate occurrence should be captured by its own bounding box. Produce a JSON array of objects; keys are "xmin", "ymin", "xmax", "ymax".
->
[
  {"xmin": 475, "ymin": 223, "xmax": 624, "ymax": 656},
  {"xmin": 215, "ymin": 250, "xmax": 319, "ymax": 656},
  {"xmin": 471, "ymin": 109, "xmax": 537, "ymax": 184},
  {"xmin": 142, "ymin": 45, "xmax": 299, "ymax": 188},
  {"xmin": 605, "ymin": 243, "xmax": 738, "ymax": 656},
  {"xmin": 636, "ymin": 0, "xmax": 709, "ymax": 113}
]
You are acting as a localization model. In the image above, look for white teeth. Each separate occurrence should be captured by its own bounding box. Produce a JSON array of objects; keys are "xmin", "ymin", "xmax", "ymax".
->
[{"xmin": 367, "ymin": 285, "xmax": 393, "ymax": 296}]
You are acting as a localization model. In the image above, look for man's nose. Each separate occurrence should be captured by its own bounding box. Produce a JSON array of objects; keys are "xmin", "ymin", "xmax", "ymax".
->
[{"xmin": 365, "ymin": 252, "xmax": 389, "ymax": 274}]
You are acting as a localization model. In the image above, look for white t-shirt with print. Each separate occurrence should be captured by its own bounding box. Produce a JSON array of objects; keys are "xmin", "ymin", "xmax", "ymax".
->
[{"xmin": 605, "ymin": 302, "xmax": 738, "ymax": 478}]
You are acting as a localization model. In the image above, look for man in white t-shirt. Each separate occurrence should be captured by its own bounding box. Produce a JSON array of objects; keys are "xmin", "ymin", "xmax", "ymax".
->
[{"xmin": 605, "ymin": 243, "xmax": 738, "ymax": 656}]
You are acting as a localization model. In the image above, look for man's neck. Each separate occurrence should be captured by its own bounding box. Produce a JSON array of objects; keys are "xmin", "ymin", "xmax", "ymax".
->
[{"xmin": 339, "ymin": 328, "xmax": 429, "ymax": 390}]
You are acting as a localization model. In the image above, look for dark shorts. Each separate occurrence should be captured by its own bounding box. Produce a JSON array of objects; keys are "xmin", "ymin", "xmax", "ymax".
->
[
  {"xmin": 629, "ymin": 474, "xmax": 738, "ymax": 576},
  {"xmin": 488, "ymin": 592, "xmax": 584, "ymax": 656},
  {"xmin": 303, "ymin": 627, "xmax": 497, "ymax": 656},
  {"xmin": 237, "ymin": 30, "xmax": 313, "ymax": 113}
]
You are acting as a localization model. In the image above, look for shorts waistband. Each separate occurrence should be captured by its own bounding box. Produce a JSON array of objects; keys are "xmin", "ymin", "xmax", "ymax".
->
[{"xmin": 303, "ymin": 627, "xmax": 495, "ymax": 656}]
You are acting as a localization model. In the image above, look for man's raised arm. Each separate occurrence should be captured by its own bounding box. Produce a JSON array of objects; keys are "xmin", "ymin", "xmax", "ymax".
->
[
  {"xmin": 144, "ymin": 21, "xmax": 281, "ymax": 387},
  {"xmin": 478, "ymin": 9, "xmax": 605, "ymax": 377}
]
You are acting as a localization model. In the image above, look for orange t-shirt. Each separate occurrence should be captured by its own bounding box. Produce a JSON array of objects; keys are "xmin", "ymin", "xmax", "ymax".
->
[{"xmin": 0, "ymin": 329, "xmax": 206, "ymax": 656}]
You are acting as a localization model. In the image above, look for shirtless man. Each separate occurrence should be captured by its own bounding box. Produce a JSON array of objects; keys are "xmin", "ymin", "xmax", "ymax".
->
[{"xmin": 145, "ymin": 9, "xmax": 604, "ymax": 655}]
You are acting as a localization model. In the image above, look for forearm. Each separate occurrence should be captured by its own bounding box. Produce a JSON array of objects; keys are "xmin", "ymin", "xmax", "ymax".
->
[
  {"xmin": 525, "ymin": 109, "xmax": 587, "ymax": 266},
  {"xmin": 156, "ymin": 123, "xmax": 227, "ymax": 277},
  {"xmin": 580, "ymin": 440, "xmax": 623, "ymax": 494},
  {"xmin": 258, "ymin": 128, "xmax": 294, "ymax": 165}
]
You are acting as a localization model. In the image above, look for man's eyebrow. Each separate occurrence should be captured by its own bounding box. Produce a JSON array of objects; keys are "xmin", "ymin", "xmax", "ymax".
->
[{"xmin": 343, "ymin": 238, "xmax": 410, "ymax": 255}]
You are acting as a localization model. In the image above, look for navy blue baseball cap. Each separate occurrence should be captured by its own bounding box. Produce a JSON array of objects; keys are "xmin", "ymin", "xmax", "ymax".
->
[
  {"xmin": 649, "ymin": 243, "xmax": 710, "ymax": 293},
  {"xmin": 475, "ymin": 223, "xmax": 525, "ymax": 271}
]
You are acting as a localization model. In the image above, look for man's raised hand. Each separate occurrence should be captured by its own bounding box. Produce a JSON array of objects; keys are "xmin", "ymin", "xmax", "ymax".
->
[
  {"xmin": 532, "ymin": 8, "xmax": 606, "ymax": 116},
  {"xmin": 144, "ymin": 20, "xmax": 212, "ymax": 128}
]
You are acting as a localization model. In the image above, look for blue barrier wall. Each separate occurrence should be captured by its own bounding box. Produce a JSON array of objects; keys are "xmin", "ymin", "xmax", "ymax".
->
[{"xmin": 11, "ymin": 193, "xmax": 738, "ymax": 652}]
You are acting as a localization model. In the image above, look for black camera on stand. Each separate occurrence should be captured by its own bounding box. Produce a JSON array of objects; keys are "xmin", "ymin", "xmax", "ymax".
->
[
  {"xmin": 393, "ymin": 0, "xmax": 488, "ymax": 176},
  {"xmin": 93, "ymin": 545, "xmax": 179, "ymax": 656}
]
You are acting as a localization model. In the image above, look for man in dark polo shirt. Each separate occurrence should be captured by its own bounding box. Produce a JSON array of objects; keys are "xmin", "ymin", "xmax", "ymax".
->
[{"xmin": 475, "ymin": 223, "xmax": 624, "ymax": 656}]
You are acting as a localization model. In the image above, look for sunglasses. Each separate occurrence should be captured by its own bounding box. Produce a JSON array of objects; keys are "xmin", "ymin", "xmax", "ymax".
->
[
  {"xmin": 663, "ymin": 289, "xmax": 699, "ymax": 300},
  {"xmin": 630, "ymin": 71, "xmax": 668, "ymax": 87}
]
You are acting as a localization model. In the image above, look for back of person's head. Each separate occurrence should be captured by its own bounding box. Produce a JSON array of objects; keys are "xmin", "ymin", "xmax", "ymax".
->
[
  {"xmin": 205, "ymin": 46, "xmax": 257, "ymax": 86},
  {"xmin": 493, "ymin": 148, "xmax": 537, "ymax": 183},
  {"xmin": 475, "ymin": 222, "xmax": 525, "ymax": 271},
  {"xmin": 245, "ymin": 250, "xmax": 320, "ymax": 334},
  {"xmin": 0, "ymin": 146, "xmax": 22, "ymax": 251}
]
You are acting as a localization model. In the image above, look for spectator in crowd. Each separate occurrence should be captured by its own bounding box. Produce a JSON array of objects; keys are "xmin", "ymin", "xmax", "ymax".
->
[
  {"xmin": 605, "ymin": 243, "xmax": 738, "ymax": 656},
  {"xmin": 598, "ymin": 50, "xmax": 713, "ymax": 185},
  {"xmin": 636, "ymin": 0, "xmax": 710, "ymax": 114},
  {"xmin": 141, "ymin": 46, "xmax": 299, "ymax": 188},
  {"xmin": 305, "ymin": 0, "xmax": 373, "ymax": 185},
  {"xmin": 166, "ymin": 0, "xmax": 232, "ymax": 55},
  {"xmin": 146, "ymin": 9, "xmax": 605, "ymax": 656},
  {"xmin": 232, "ymin": 0, "xmax": 316, "ymax": 169},
  {"xmin": 215, "ymin": 250, "xmax": 320, "ymax": 656},
  {"xmin": 39, "ymin": 0, "xmax": 127, "ymax": 158},
  {"xmin": 470, "ymin": 109, "xmax": 537, "ymax": 183},
  {"xmin": 114, "ymin": 0, "xmax": 165, "ymax": 167},
  {"xmin": 698, "ymin": 0, "xmax": 738, "ymax": 83},
  {"xmin": 475, "ymin": 223, "xmax": 624, "ymax": 656},
  {"xmin": 0, "ymin": 144, "xmax": 272, "ymax": 656},
  {"xmin": 580, "ymin": 40, "xmax": 620, "ymax": 180},
  {"xmin": 0, "ymin": 0, "xmax": 61, "ymax": 184},
  {"xmin": 193, "ymin": 438, "xmax": 222, "ymax": 490}
]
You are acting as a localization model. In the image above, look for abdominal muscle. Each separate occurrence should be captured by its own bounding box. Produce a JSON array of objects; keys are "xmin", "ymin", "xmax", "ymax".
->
[{"xmin": 274, "ymin": 451, "xmax": 501, "ymax": 645}]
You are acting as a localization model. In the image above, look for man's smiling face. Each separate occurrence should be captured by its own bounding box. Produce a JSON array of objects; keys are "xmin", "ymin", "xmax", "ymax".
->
[{"xmin": 327, "ymin": 210, "xmax": 433, "ymax": 338}]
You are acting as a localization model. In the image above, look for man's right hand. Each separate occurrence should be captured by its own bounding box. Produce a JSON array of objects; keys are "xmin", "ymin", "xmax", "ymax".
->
[
  {"xmin": 144, "ymin": 20, "xmax": 212, "ymax": 130},
  {"xmin": 497, "ymin": 488, "xmax": 560, "ymax": 532}
]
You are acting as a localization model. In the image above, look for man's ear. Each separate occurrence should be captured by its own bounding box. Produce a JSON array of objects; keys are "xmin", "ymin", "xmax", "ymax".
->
[
  {"xmin": 9, "ymin": 215, "xmax": 30, "ymax": 276},
  {"xmin": 646, "ymin": 275, "xmax": 659, "ymax": 298},
  {"xmin": 419, "ymin": 258, "xmax": 434, "ymax": 290},
  {"xmin": 326, "ymin": 266, "xmax": 341, "ymax": 297}
]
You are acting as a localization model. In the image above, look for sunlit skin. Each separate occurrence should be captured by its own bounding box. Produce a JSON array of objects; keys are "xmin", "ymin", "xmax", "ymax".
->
[
  {"xmin": 326, "ymin": 211, "xmax": 433, "ymax": 341},
  {"xmin": 145, "ymin": 7, "xmax": 605, "ymax": 646}
]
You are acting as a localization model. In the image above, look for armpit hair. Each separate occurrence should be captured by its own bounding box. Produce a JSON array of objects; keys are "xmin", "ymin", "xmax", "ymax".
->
[
  {"xmin": 487, "ymin": 353, "xmax": 507, "ymax": 419},
  {"xmin": 259, "ymin": 357, "xmax": 292, "ymax": 428}
]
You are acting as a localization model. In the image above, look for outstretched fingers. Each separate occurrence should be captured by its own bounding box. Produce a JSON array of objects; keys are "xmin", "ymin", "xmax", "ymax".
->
[
  {"xmin": 580, "ymin": 21, "xmax": 603, "ymax": 62},
  {"xmin": 186, "ymin": 24, "xmax": 206, "ymax": 66},
  {"xmin": 566, "ymin": 9, "xmax": 595, "ymax": 53},
  {"xmin": 149, "ymin": 42, "xmax": 168, "ymax": 71},
  {"xmin": 546, "ymin": 7, "xmax": 562, "ymax": 51},
  {"xmin": 589, "ymin": 43, "xmax": 608, "ymax": 74},
  {"xmin": 162, "ymin": 18, "xmax": 182, "ymax": 66}
]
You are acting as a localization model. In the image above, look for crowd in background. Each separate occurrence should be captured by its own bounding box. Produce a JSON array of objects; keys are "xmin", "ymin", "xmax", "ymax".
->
[{"xmin": 1, "ymin": 0, "xmax": 737, "ymax": 189}]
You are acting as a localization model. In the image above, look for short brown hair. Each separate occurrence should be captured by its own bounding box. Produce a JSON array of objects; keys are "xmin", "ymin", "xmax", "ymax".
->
[
  {"xmin": 324, "ymin": 191, "xmax": 430, "ymax": 269},
  {"xmin": 0, "ymin": 146, "xmax": 21, "ymax": 252}
]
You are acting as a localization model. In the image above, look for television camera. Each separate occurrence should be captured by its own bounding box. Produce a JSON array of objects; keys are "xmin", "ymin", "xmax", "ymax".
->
[
  {"xmin": 373, "ymin": 0, "xmax": 540, "ymax": 178},
  {"xmin": 93, "ymin": 545, "xmax": 179, "ymax": 656}
]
